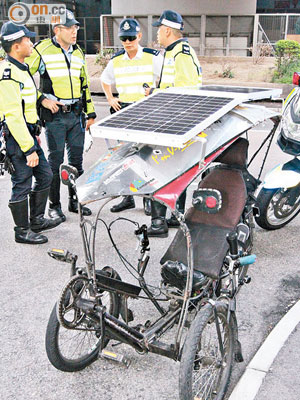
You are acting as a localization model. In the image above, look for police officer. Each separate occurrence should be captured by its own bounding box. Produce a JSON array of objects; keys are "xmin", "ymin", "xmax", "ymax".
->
[
  {"xmin": 145, "ymin": 10, "xmax": 202, "ymax": 238},
  {"xmin": 101, "ymin": 18, "xmax": 163, "ymax": 213},
  {"xmin": 26, "ymin": 10, "xmax": 96, "ymax": 222},
  {"xmin": 0, "ymin": 22, "xmax": 61, "ymax": 244}
]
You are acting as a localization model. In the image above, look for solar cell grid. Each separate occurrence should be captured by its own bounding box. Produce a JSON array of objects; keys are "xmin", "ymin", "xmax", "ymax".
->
[{"xmin": 98, "ymin": 93, "xmax": 234, "ymax": 136}]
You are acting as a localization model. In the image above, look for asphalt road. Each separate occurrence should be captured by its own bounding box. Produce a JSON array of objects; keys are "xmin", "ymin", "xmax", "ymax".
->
[{"xmin": 1, "ymin": 98, "xmax": 299, "ymax": 400}]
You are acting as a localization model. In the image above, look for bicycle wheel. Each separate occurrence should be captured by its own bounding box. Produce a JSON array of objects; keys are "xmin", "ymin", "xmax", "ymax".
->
[
  {"xmin": 179, "ymin": 302, "xmax": 234, "ymax": 400},
  {"xmin": 45, "ymin": 276, "xmax": 120, "ymax": 372},
  {"xmin": 255, "ymin": 187, "xmax": 300, "ymax": 230}
]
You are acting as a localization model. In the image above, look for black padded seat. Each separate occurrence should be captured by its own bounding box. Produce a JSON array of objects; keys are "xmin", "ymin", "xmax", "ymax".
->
[{"xmin": 160, "ymin": 167, "xmax": 247, "ymax": 279}]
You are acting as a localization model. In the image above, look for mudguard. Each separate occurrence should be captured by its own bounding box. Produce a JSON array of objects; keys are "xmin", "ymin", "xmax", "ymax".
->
[{"xmin": 262, "ymin": 163, "xmax": 300, "ymax": 189}]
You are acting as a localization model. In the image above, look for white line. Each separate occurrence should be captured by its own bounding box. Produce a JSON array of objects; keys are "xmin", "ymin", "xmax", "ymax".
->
[{"xmin": 228, "ymin": 299, "xmax": 300, "ymax": 400}]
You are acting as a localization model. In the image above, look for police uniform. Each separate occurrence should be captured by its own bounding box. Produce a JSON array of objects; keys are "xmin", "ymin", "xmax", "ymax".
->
[
  {"xmin": 101, "ymin": 18, "xmax": 163, "ymax": 213},
  {"xmin": 148, "ymin": 10, "xmax": 203, "ymax": 237},
  {"xmin": 101, "ymin": 46, "xmax": 163, "ymax": 106},
  {"xmin": 0, "ymin": 23, "xmax": 60, "ymax": 245},
  {"xmin": 25, "ymin": 10, "xmax": 96, "ymax": 222}
]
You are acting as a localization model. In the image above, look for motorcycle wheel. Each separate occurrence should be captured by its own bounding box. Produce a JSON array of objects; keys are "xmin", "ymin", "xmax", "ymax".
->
[
  {"xmin": 45, "ymin": 277, "xmax": 120, "ymax": 372},
  {"xmin": 179, "ymin": 302, "xmax": 234, "ymax": 400},
  {"xmin": 255, "ymin": 187, "xmax": 300, "ymax": 230}
]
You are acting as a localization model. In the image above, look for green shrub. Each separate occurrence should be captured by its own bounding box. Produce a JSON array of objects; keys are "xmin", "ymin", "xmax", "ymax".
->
[
  {"xmin": 274, "ymin": 40, "xmax": 300, "ymax": 81},
  {"xmin": 95, "ymin": 48, "xmax": 114, "ymax": 71},
  {"xmin": 272, "ymin": 59, "xmax": 300, "ymax": 83}
]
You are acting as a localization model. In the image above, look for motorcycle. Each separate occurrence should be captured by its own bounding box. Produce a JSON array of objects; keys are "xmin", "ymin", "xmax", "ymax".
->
[
  {"xmin": 44, "ymin": 87, "xmax": 280, "ymax": 400},
  {"xmin": 255, "ymin": 72, "xmax": 300, "ymax": 230}
]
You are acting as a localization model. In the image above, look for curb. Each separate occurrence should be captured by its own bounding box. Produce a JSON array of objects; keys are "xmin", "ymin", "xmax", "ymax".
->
[{"xmin": 228, "ymin": 299, "xmax": 300, "ymax": 400}]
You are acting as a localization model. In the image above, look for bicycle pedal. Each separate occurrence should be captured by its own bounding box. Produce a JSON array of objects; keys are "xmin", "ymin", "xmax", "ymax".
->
[
  {"xmin": 100, "ymin": 350, "xmax": 131, "ymax": 368},
  {"xmin": 47, "ymin": 248, "xmax": 77, "ymax": 264}
]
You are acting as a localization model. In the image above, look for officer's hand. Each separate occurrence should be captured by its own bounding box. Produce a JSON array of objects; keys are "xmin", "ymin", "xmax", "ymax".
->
[
  {"xmin": 144, "ymin": 87, "xmax": 151, "ymax": 96},
  {"xmin": 41, "ymin": 98, "xmax": 63, "ymax": 113},
  {"xmin": 86, "ymin": 118, "xmax": 95, "ymax": 131},
  {"xmin": 108, "ymin": 97, "xmax": 121, "ymax": 112},
  {"xmin": 26, "ymin": 151, "xmax": 39, "ymax": 168}
]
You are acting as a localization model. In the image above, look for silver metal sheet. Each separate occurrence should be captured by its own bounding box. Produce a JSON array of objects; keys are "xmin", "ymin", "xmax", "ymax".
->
[
  {"xmin": 78, "ymin": 104, "xmax": 280, "ymax": 204},
  {"xmin": 199, "ymin": 85, "xmax": 282, "ymax": 101}
]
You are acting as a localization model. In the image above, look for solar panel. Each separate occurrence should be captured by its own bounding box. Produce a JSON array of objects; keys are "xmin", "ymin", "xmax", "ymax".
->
[{"xmin": 90, "ymin": 86, "xmax": 281, "ymax": 148}]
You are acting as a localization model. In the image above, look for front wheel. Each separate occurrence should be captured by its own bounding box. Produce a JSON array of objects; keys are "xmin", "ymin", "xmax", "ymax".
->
[
  {"xmin": 255, "ymin": 187, "xmax": 300, "ymax": 230},
  {"xmin": 45, "ymin": 275, "xmax": 120, "ymax": 372},
  {"xmin": 179, "ymin": 302, "xmax": 234, "ymax": 400}
]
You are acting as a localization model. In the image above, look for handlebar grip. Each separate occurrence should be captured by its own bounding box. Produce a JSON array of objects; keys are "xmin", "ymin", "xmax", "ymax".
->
[{"xmin": 226, "ymin": 231, "xmax": 238, "ymax": 257}]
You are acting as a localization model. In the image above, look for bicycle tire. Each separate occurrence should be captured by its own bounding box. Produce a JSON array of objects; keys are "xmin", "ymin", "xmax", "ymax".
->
[
  {"xmin": 179, "ymin": 302, "xmax": 234, "ymax": 400},
  {"xmin": 45, "ymin": 287, "xmax": 120, "ymax": 372}
]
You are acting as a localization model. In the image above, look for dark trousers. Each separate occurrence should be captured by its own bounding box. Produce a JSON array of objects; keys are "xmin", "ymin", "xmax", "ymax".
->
[
  {"xmin": 6, "ymin": 134, "xmax": 53, "ymax": 202},
  {"xmin": 45, "ymin": 110, "xmax": 85, "ymax": 205}
]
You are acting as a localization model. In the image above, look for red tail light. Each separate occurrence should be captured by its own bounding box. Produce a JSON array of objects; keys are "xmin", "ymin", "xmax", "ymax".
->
[
  {"xmin": 61, "ymin": 170, "xmax": 69, "ymax": 180},
  {"xmin": 205, "ymin": 196, "xmax": 217, "ymax": 208},
  {"xmin": 293, "ymin": 72, "xmax": 300, "ymax": 86}
]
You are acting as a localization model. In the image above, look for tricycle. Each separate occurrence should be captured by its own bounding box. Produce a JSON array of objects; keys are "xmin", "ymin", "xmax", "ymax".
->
[{"xmin": 45, "ymin": 87, "xmax": 281, "ymax": 400}]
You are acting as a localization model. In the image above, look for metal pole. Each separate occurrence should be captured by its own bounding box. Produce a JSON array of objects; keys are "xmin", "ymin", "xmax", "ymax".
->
[
  {"xmin": 100, "ymin": 15, "xmax": 104, "ymax": 53},
  {"xmin": 253, "ymin": 14, "xmax": 259, "ymax": 56},
  {"xmin": 148, "ymin": 15, "xmax": 152, "ymax": 46},
  {"xmin": 226, "ymin": 15, "xmax": 231, "ymax": 56},
  {"xmin": 200, "ymin": 14, "xmax": 206, "ymax": 56}
]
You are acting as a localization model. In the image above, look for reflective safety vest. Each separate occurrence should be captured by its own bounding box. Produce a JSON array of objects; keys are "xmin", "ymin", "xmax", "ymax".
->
[
  {"xmin": 26, "ymin": 38, "xmax": 95, "ymax": 116},
  {"xmin": 112, "ymin": 48, "xmax": 159, "ymax": 103},
  {"xmin": 0, "ymin": 57, "xmax": 39, "ymax": 153},
  {"xmin": 159, "ymin": 39, "xmax": 202, "ymax": 89}
]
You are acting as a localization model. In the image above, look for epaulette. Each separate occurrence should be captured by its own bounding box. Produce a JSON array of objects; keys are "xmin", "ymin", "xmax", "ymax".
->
[
  {"xmin": 111, "ymin": 49, "xmax": 126, "ymax": 59},
  {"xmin": 143, "ymin": 48, "xmax": 160, "ymax": 56},
  {"xmin": 1, "ymin": 68, "xmax": 11, "ymax": 80},
  {"xmin": 182, "ymin": 43, "xmax": 190, "ymax": 55}
]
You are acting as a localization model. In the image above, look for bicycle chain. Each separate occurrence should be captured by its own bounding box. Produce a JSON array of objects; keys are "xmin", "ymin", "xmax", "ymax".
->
[{"xmin": 57, "ymin": 274, "xmax": 91, "ymax": 329}]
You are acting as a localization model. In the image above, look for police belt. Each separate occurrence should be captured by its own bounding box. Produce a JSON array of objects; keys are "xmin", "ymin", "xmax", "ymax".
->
[{"xmin": 58, "ymin": 101, "xmax": 83, "ymax": 115}]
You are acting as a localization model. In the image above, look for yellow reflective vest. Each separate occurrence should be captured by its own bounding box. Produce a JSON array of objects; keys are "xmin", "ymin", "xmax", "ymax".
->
[
  {"xmin": 0, "ymin": 56, "xmax": 39, "ymax": 153},
  {"xmin": 25, "ymin": 38, "xmax": 95, "ymax": 117},
  {"xmin": 158, "ymin": 39, "xmax": 202, "ymax": 90},
  {"xmin": 112, "ymin": 48, "xmax": 160, "ymax": 103}
]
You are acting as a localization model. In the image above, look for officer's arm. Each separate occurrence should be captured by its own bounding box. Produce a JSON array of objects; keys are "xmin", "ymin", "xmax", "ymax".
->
[
  {"xmin": 80, "ymin": 62, "xmax": 96, "ymax": 120},
  {"xmin": 173, "ymin": 52, "xmax": 199, "ymax": 87},
  {"xmin": 0, "ymin": 79, "xmax": 36, "ymax": 155}
]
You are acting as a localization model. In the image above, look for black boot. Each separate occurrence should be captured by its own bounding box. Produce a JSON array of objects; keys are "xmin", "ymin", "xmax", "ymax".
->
[
  {"xmin": 30, "ymin": 188, "xmax": 62, "ymax": 233},
  {"xmin": 9, "ymin": 198, "xmax": 48, "ymax": 244},
  {"xmin": 167, "ymin": 191, "xmax": 186, "ymax": 228},
  {"xmin": 147, "ymin": 201, "xmax": 168, "ymax": 238},
  {"xmin": 110, "ymin": 196, "xmax": 135, "ymax": 213},
  {"xmin": 49, "ymin": 173, "xmax": 66, "ymax": 222},
  {"xmin": 143, "ymin": 197, "xmax": 152, "ymax": 216},
  {"xmin": 68, "ymin": 186, "xmax": 92, "ymax": 216}
]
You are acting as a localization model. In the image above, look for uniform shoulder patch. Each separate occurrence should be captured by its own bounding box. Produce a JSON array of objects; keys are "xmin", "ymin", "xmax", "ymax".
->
[
  {"xmin": 143, "ymin": 48, "xmax": 160, "ymax": 56},
  {"xmin": 111, "ymin": 49, "xmax": 126, "ymax": 59},
  {"xmin": 182, "ymin": 44, "xmax": 190, "ymax": 55},
  {"xmin": 2, "ymin": 68, "xmax": 11, "ymax": 80}
]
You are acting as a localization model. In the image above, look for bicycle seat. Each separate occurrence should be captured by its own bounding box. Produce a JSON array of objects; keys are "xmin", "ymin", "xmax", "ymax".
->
[{"xmin": 161, "ymin": 139, "xmax": 248, "ymax": 280}]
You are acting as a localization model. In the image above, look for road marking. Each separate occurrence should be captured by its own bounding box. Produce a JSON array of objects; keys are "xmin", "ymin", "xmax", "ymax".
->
[{"xmin": 228, "ymin": 299, "xmax": 300, "ymax": 400}]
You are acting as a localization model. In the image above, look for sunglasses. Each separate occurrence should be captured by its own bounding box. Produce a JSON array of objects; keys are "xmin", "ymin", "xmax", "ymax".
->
[{"xmin": 120, "ymin": 36, "xmax": 137, "ymax": 42}]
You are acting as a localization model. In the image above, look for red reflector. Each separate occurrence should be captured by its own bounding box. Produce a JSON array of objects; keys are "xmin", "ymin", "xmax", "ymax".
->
[
  {"xmin": 206, "ymin": 196, "xmax": 217, "ymax": 208},
  {"xmin": 61, "ymin": 170, "xmax": 69, "ymax": 180},
  {"xmin": 293, "ymin": 72, "xmax": 300, "ymax": 86}
]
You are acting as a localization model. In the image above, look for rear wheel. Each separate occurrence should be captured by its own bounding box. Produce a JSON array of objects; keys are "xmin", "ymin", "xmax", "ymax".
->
[
  {"xmin": 179, "ymin": 302, "xmax": 234, "ymax": 400},
  {"xmin": 255, "ymin": 187, "xmax": 300, "ymax": 230},
  {"xmin": 45, "ymin": 274, "xmax": 120, "ymax": 372}
]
